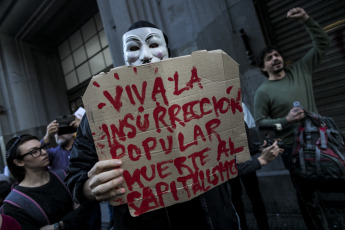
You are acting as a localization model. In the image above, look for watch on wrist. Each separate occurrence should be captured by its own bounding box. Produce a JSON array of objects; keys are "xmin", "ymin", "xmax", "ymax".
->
[
  {"xmin": 53, "ymin": 222, "xmax": 60, "ymax": 230},
  {"xmin": 59, "ymin": 221, "xmax": 65, "ymax": 230}
]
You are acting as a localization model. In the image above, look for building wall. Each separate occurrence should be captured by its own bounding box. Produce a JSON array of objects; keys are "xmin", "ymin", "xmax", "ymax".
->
[
  {"xmin": 98, "ymin": 0, "xmax": 268, "ymax": 110},
  {"xmin": 58, "ymin": 13, "xmax": 112, "ymax": 93},
  {"xmin": 0, "ymin": 0, "xmax": 100, "ymax": 169},
  {"xmin": 0, "ymin": 33, "xmax": 70, "ymax": 163}
]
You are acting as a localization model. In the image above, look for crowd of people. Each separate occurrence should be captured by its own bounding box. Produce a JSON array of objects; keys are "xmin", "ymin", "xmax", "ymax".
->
[{"xmin": 0, "ymin": 6, "xmax": 342, "ymax": 230}]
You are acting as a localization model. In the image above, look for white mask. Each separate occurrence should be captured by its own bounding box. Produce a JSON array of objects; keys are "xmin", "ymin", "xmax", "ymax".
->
[{"xmin": 122, "ymin": 27, "xmax": 169, "ymax": 66}]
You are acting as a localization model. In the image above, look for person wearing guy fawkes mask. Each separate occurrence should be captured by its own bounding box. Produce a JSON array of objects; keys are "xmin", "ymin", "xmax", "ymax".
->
[
  {"xmin": 66, "ymin": 21, "xmax": 247, "ymax": 230},
  {"xmin": 122, "ymin": 21, "xmax": 170, "ymax": 66}
]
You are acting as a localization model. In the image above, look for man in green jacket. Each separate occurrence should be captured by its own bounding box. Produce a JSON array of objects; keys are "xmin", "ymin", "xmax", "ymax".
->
[{"xmin": 254, "ymin": 7, "xmax": 331, "ymax": 230}]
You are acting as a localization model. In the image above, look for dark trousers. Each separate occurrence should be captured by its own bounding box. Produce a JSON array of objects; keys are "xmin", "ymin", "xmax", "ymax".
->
[
  {"xmin": 282, "ymin": 148, "xmax": 345, "ymax": 230},
  {"xmin": 230, "ymin": 172, "xmax": 270, "ymax": 230}
]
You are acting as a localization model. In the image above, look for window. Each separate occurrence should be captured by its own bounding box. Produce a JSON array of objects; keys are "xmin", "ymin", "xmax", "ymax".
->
[
  {"xmin": 58, "ymin": 12, "xmax": 113, "ymax": 91},
  {"xmin": 58, "ymin": 13, "xmax": 113, "ymax": 113}
]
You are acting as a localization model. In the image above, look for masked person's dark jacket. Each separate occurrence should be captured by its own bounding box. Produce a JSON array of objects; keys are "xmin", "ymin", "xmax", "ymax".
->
[{"xmin": 65, "ymin": 115, "xmax": 239, "ymax": 230}]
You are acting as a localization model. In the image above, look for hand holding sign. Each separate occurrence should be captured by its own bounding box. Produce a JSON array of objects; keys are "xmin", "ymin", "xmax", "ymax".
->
[{"xmin": 84, "ymin": 159, "xmax": 126, "ymax": 201}]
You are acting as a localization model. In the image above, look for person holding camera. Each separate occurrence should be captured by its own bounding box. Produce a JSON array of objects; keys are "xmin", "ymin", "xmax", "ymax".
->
[
  {"xmin": 42, "ymin": 116, "xmax": 80, "ymax": 171},
  {"xmin": 42, "ymin": 116, "xmax": 102, "ymax": 230}
]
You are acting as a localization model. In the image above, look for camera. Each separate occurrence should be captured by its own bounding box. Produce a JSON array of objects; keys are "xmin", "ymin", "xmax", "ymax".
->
[
  {"xmin": 265, "ymin": 138, "xmax": 284, "ymax": 148},
  {"xmin": 56, "ymin": 115, "xmax": 77, "ymax": 135},
  {"xmin": 258, "ymin": 124, "xmax": 284, "ymax": 148}
]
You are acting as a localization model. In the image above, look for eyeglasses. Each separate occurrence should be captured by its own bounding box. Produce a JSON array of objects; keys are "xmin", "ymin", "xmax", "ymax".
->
[{"xmin": 18, "ymin": 144, "xmax": 47, "ymax": 159}]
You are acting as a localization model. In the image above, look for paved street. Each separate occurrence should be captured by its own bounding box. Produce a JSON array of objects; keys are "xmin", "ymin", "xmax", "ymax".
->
[
  {"xmin": 100, "ymin": 202, "xmax": 308, "ymax": 230},
  {"xmin": 100, "ymin": 200, "xmax": 345, "ymax": 230},
  {"xmin": 246, "ymin": 213, "xmax": 307, "ymax": 230}
]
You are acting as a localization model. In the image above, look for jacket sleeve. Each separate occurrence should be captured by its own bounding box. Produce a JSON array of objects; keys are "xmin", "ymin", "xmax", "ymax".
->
[
  {"xmin": 61, "ymin": 202, "xmax": 99, "ymax": 230},
  {"xmin": 237, "ymin": 158, "xmax": 261, "ymax": 176},
  {"xmin": 298, "ymin": 17, "xmax": 331, "ymax": 74},
  {"xmin": 65, "ymin": 115, "xmax": 98, "ymax": 205}
]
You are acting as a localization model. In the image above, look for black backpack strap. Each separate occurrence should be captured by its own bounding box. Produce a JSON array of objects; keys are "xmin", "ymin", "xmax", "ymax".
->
[
  {"xmin": 299, "ymin": 148, "xmax": 306, "ymax": 174},
  {"xmin": 304, "ymin": 118, "xmax": 313, "ymax": 150},
  {"xmin": 315, "ymin": 147, "xmax": 322, "ymax": 173},
  {"xmin": 319, "ymin": 129, "xmax": 327, "ymax": 149},
  {"xmin": 50, "ymin": 169, "xmax": 66, "ymax": 183},
  {"xmin": 3, "ymin": 188, "xmax": 50, "ymax": 226},
  {"xmin": 50, "ymin": 169, "xmax": 72, "ymax": 197}
]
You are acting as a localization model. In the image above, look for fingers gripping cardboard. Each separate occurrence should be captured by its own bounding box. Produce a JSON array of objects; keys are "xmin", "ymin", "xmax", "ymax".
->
[{"xmin": 82, "ymin": 50, "xmax": 250, "ymax": 216}]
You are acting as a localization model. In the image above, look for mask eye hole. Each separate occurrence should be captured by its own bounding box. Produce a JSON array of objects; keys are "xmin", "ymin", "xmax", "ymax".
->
[
  {"xmin": 149, "ymin": 43, "xmax": 159, "ymax": 48},
  {"xmin": 129, "ymin": 46, "xmax": 139, "ymax": 51}
]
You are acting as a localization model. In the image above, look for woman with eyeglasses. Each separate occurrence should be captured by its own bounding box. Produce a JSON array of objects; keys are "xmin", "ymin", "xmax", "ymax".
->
[{"xmin": 2, "ymin": 134, "xmax": 91, "ymax": 230}]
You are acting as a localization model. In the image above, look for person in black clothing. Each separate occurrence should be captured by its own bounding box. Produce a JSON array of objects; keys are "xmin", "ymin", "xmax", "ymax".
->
[
  {"xmin": 0, "ymin": 180, "xmax": 11, "ymax": 206},
  {"xmin": 230, "ymin": 103, "xmax": 274, "ymax": 230},
  {"xmin": 65, "ymin": 20, "xmax": 281, "ymax": 230},
  {"xmin": 231, "ymin": 125, "xmax": 270, "ymax": 230},
  {"xmin": 42, "ymin": 117, "xmax": 102, "ymax": 230},
  {"xmin": 2, "ymin": 134, "xmax": 93, "ymax": 230}
]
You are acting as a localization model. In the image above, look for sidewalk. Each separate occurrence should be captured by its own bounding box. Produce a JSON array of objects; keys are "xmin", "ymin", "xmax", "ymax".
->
[
  {"xmin": 246, "ymin": 213, "xmax": 308, "ymax": 230},
  {"xmin": 100, "ymin": 201, "xmax": 345, "ymax": 230},
  {"xmin": 100, "ymin": 202, "xmax": 308, "ymax": 230}
]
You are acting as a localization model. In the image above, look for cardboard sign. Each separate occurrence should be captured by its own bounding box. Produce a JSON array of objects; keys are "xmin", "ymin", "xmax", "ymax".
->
[{"xmin": 83, "ymin": 50, "xmax": 250, "ymax": 217}]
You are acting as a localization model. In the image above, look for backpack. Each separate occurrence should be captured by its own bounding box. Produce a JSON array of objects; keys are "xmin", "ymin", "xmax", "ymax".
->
[
  {"xmin": 0, "ymin": 169, "xmax": 68, "ymax": 226},
  {"xmin": 290, "ymin": 111, "xmax": 345, "ymax": 181}
]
